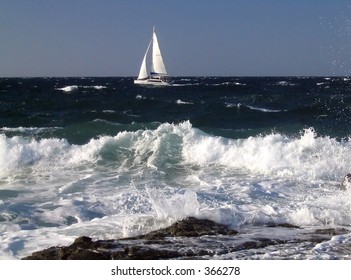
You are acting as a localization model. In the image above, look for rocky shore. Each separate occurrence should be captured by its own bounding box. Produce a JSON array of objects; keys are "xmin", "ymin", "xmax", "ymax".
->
[{"xmin": 22, "ymin": 217, "xmax": 350, "ymax": 260}]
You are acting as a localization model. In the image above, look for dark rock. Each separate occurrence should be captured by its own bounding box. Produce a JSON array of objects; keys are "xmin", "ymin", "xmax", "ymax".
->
[
  {"xmin": 266, "ymin": 223, "xmax": 300, "ymax": 228},
  {"xmin": 22, "ymin": 246, "xmax": 61, "ymax": 260},
  {"xmin": 235, "ymin": 238, "xmax": 287, "ymax": 251},
  {"xmin": 112, "ymin": 246, "xmax": 182, "ymax": 260},
  {"xmin": 72, "ymin": 236, "xmax": 93, "ymax": 245},
  {"xmin": 22, "ymin": 217, "xmax": 238, "ymax": 260},
  {"xmin": 314, "ymin": 228, "xmax": 350, "ymax": 236},
  {"xmin": 65, "ymin": 248, "xmax": 110, "ymax": 260},
  {"xmin": 138, "ymin": 217, "xmax": 238, "ymax": 239},
  {"xmin": 22, "ymin": 236, "xmax": 111, "ymax": 260},
  {"xmin": 341, "ymin": 174, "xmax": 351, "ymax": 190},
  {"xmin": 22, "ymin": 217, "xmax": 349, "ymax": 260}
]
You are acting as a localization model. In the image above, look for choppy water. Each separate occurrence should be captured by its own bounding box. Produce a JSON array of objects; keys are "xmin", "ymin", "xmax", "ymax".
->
[{"xmin": 1, "ymin": 77, "xmax": 351, "ymax": 259}]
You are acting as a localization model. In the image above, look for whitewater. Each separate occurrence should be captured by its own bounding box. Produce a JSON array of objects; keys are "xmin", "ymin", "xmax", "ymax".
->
[{"xmin": 1, "ymin": 77, "xmax": 351, "ymax": 259}]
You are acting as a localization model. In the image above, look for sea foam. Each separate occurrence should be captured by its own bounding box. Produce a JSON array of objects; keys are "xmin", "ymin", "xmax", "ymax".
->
[{"xmin": 181, "ymin": 125, "xmax": 351, "ymax": 181}]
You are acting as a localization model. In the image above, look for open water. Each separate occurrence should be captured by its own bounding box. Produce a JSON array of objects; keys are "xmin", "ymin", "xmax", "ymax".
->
[{"xmin": 1, "ymin": 76, "xmax": 351, "ymax": 259}]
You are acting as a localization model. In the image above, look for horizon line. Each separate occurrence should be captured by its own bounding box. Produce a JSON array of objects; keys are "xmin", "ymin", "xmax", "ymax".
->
[{"xmin": 1, "ymin": 74, "xmax": 350, "ymax": 79}]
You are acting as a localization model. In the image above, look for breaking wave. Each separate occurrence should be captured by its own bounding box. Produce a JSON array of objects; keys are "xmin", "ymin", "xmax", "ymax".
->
[{"xmin": 1, "ymin": 121, "xmax": 351, "ymax": 181}]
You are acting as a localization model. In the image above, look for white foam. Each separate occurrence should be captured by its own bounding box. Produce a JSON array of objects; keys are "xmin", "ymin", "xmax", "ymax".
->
[
  {"xmin": 55, "ymin": 85, "xmax": 106, "ymax": 92},
  {"xmin": 0, "ymin": 134, "xmax": 107, "ymax": 180},
  {"xmin": 246, "ymin": 105, "xmax": 285, "ymax": 113},
  {"xmin": 312, "ymin": 233, "xmax": 351, "ymax": 259},
  {"xmin": 0, "ymin": 127, "xmax": 59, "ymax": 133},
  {"xmin": 86, "ymin": 85, "xmax": 106, "ymax": 90},
  {"xmin": 56, "ymin": 85, "xmax": 78, "ymax": 92},
  {"xmin": 171, "ymin": 83, "xmax": 200, "ymax": 86},
  {"xmin": 146, "ymin": 188, "xmax": 200, "ymax": 220},
  {"xmin": 176, "ymin": 99, "xmax": 194, "ymax": 105},
  {"xmin": 277, "ymin": 81, "xmax": 296, "ymax": 86},
  {"xmin": 0, "ymin": 226, "xmax": 75, "ymax": 260},
  {"xmin": 182, "ymin": 126, "xmax": 351, "ymax": 181},
  {"xmin": 212, "ymin": 82, "xmax": 246, "ymax": 86},
  {"xmin": 0, "ymin": 135, "xmax": 66, "ymax": 177}
]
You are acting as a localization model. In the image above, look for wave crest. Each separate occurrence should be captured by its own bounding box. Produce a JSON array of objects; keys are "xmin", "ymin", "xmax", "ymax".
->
[{"xmin": 1, "ymin": 122, "xmax": 350, "ymax": 182}]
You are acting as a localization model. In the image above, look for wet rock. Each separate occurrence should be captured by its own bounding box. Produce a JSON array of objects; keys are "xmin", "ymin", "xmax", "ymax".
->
[
  {"xmin": 22, "ymin": 246, "xmax": 62, "ymax": 260},
  {"xmin": 341, "ymin": 174, "xmax": 351, "ymax": 190},
  {"xmin": 57, "ymin": 236, "xmax": 111, "ymax": 260},
  {"xmin": 266, "ymin": 223, "xmax": 300, "ymax": 229},
  {"xmin": 22, "ymin": 237, "xmax": 110, "ymax": 260},
  {"xmin": 22, "ymin": 217, "xmax": 237, "ymax": 260},
  {"xmin": 111, "ymin": 246, "xmax": 182, "ymax": 260},
  {"xmin": 234, "ymin": 238, "xmax": 286, "ymax": 251},
  {"xmin": 135, "ymin": 217, "xmax": 238, "ymax": 239},
  {"xmin": 64, "ymin": 248, "xmax": 110, "ymax": 260},
  {"xmin": 314, "ymin": 228, "xmax": 350, "ymax": 236},
  {"xmin": 22, "ymin": 217, "xmax": 350, "ymax": 260}
]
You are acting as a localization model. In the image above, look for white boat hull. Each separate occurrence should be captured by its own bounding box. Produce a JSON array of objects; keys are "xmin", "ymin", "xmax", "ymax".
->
[{"xmin": 134, "ymin": 78, "xmax": 170, "ymax": 86}]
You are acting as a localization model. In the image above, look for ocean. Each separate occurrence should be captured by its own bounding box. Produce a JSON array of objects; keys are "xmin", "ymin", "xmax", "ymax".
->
[{"xmin": 1, "ymin": 76, "xmax": 351, "ymax": 260}]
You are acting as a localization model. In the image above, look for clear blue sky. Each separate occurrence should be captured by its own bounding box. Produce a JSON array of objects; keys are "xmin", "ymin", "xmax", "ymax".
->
[{"xmin": 1, "ymin": 0, "xmax": 351, "ymax": 77}]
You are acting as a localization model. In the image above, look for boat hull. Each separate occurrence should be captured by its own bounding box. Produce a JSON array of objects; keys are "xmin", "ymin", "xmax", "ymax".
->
[{"xmin": 134, "ymin": 78, "xmax": 171, "ymax": 86}]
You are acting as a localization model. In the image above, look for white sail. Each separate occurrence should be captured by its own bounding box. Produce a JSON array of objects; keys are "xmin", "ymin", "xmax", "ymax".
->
[
  {"xmin": 151, "ymin": 29, "xmax": 167, "ymax": 76},
  {"xmin": 137, "ymin": 39, "xmax": 152, "ymax": 80}
]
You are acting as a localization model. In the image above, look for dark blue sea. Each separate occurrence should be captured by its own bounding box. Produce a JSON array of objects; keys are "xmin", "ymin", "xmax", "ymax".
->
[{"xmin": 1, "ymin": 76, "xmax": 351, "ymax": 259}]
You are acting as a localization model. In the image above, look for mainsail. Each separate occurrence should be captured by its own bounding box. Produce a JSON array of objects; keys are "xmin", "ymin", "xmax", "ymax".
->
[{"xmin": 151, "ymin": 29, "xmax": 167, "ymax": 76}]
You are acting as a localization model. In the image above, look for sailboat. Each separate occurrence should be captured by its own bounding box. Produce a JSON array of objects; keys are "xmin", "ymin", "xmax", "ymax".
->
[{"xmin": 134, "ymin": 27, "xmax": 170, "ymax": 86}]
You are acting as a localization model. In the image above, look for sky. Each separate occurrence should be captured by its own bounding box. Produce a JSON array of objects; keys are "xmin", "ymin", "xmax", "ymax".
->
[{"xmin": 1, "ymin": 0, "xmax": 351, "ymax": 77}]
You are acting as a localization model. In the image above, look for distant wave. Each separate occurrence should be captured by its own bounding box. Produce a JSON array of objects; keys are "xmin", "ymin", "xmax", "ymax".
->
[
  {"xmin": 212, "ymin": 82, "xmax": 246, "ymax": 86},
  {"xmin": 226, "ymin": 103, "xmax": 286, "ymax": 113},
  {"xmin": 86, "ymin": 85, "xmax": 106, "ymax": 90},
  {"xmin": 276, "ymin": 81, "xmax": 297, "ymax": 86},
  {"xmin": 135, "ymin": 94, "xmax": 146, "ymax": 100},
  {"xmin": 56, "ymin": 85, "xmax": 78, "ymax": 92},
  {"xmin": 55, "ymin": 85, "xmax": 107, "ymax": 92},
  {"xmin": 245, "ymin": 105, "xmax": 286, "ymax": 113},
  {"xmin": 171, "ymin": 81, "xmax": 246, "ymax": 87},
  {"xmin": 102, "ymin": 110, "xmax": 116, "ymax": 114},
  {"xmin": 0, "ymin": 126, "xmax": 62, "ymax": 134},
  {"xmin": 171, "ymin": 83, "xmax": 200, "ymax": 87},
  {"xmin": 176, "ymin": 99, "xmax": 194, "ymax": 105}
]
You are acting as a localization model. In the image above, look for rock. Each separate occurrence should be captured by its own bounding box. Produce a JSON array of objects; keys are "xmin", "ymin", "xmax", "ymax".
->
[
  {"xmin": 64, "ymin": 248, "xmax": 110, "ymax": 260},
  {"xmin": 111, "ymin": 246, "xmax": 182, "ymax": 260},
  {"xmin": 22, "ymin": 217, "xmax": 237, "ymax": 260},
  {"xmin": 266, "ymin": 223, "xmax": 300, "ymax": 228},
  {"xmin": 22, "ymin": 246, "xmax": 62, "ymax": 260},
  {"xmin": 134, "ymin": 217, "xmax": 238, "ymax": 239},
  {"xmin": 314, "ymin": 228, "xmax": 350, "ymax": 236},
  {"xmin": 234, "ymin": 238, "xmax": 287, "ymax": 251},
  {"xmin": 22, "ymin": 237, "xmax": 110, "ymax": 260},
  {"xmin": 341, "ymin": 174, "xmax": 351, "ymax": 190},
  {"xmin": 22, "ymin": 217, "xmax": 349, "ymax": 260}
]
